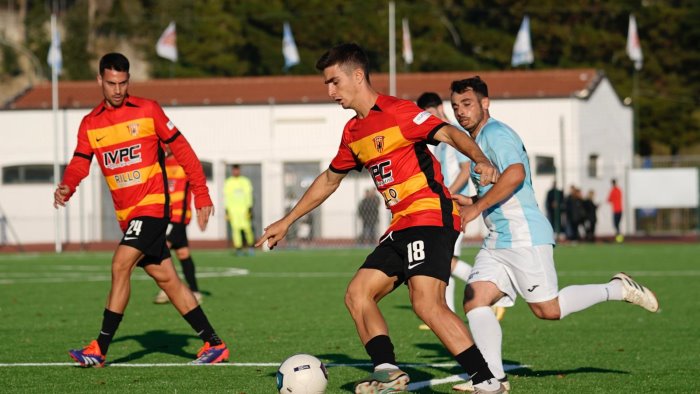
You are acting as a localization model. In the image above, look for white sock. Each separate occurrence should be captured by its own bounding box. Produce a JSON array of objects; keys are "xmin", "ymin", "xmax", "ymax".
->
[
  {"xmin": 466, "ymin": 306, "xmax": 505, "ymax": 379},
  {"xmin": 446, "ymin": 276, "xmax": 456, "ymax": 312},
  {"xmin": 451, "ymin": 260, "xmax": 472, "ymax": 282},
  {"xmin": 558, "ymin": 281, "xmax": 623, "ymax": 319},
  {"xmin": 375, "ymin": 363, "xmax": 397, "ymax": 371}
]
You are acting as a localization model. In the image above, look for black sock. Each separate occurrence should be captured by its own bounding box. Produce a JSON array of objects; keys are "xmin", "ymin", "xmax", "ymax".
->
[
  {"xmin": 455, "ymin": 345, "xmax": 495, "ymax": 385},
  {"xmin": 179, "ymin": 257, "xmax": 199, "ymax": 292},
  {"xmin": 364, "ymin": 335, "xmax": 396, "ymax": 368},
  {"xmin": 96, "ymin": 309, "xmax": 123, "ymax": 355},
  {"xmin": 183, "ymin": 306, "xmax": 222, "ymax": 346}
]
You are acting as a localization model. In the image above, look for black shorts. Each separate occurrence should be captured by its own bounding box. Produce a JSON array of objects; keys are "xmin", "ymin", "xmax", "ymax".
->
[
  {"xmin": 166, "ymin": 222, "xmax": 189, "ymax": 249},
  {"xmin": 361, "ymin": 226, "xmax": 459, "ymax": 288},
  {"xmin": 119, "ymin": 216, "xmax": 171, "ymax": 267}
]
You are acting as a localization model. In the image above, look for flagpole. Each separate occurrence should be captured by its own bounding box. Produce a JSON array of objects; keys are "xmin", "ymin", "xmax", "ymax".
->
[
  {"xmin": 388, "ymin": 1, "xmax": 396, "ymax": 96},
  {"xmin": 632, "ymin": 68, "xmax": 639, "ymax": 164},
  {"xmin": 50, "ymin": 12, "xmax": 62, "ymax": 253}
]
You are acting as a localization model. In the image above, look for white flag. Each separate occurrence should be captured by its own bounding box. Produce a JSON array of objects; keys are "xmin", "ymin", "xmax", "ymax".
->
[
  {"xmin": 47, "ymin": 15, "xmax": 62, "ymax": 75},
  {"xmin": 402, "ymin": 18, "xmax": 413, "ymax": 65},
  {"xmin": 626, "ymin": 14, "xmax": 643, "ymax": 70},
  {"xmin": 156, "ymin": 21, "xmax": 178, "ymax": 62},
  {"xmin": 511, "ymin": 16, "xmax": 534, "ymax": 67},
  {"xmin": 282, "ymin": 22, "xmax": 300, "ymax": 69}
]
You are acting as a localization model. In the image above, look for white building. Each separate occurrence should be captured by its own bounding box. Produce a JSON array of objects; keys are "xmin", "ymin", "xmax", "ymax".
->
[{"xmin": 0, "ymin": 69, "xmax": 632, "ymax": 247}]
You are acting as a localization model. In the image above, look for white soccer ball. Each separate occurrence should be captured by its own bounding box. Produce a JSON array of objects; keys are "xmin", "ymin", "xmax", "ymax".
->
[{"xmin": 276, "ymin": 353, "xmax": 328, "ymax": 394}]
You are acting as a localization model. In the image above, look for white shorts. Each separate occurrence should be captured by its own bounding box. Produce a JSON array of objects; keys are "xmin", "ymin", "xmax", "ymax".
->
[
  {"xmin": 453, "ymin": 232, "xmax": 464, "ymax": 257},
  {"xmin": 468, "ymin": 245, "xmax": 558, "ymax": 307}
]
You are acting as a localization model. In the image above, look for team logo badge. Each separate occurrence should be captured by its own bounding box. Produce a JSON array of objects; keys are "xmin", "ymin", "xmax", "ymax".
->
[
  {"xmin": 127, "ymin": 123, "xmax": 140, "ymax": 136},
  {"xmin": 373, "ymin": 136, "xmax": 385, "ymax": 153}
]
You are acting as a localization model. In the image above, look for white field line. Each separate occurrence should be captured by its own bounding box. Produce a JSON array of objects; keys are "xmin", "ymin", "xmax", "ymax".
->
[
  {"xmin": 1, "ymin": 267, "xmax": 699, "ymax": 285},
  {"xmin": 407, "ymin": 363, "xmax": 523, "ymax": 391}
]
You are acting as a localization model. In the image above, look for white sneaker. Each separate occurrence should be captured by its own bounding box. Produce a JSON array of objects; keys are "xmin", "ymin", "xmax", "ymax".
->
[
  {"xmin": 453, "ymin": 377, "xmax": 510, "ymax": 392},
  {"xmin": 612, "ymin": 272, "xmax": 659, "ymax": 312},
  {"xmin": 153, "ymin": 290, "xmax": 169, "ymax": 304}
]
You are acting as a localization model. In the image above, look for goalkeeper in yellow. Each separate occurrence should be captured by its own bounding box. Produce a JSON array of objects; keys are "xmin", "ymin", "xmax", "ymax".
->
[{"xmin": 224, "ymin": 164, "xmax": 255, "ymax": 255}]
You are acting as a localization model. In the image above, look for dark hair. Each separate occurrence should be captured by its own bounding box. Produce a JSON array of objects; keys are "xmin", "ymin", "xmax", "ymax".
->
[
  {"xmin": 315, "ymin": 43, "xmax": 371, "ymax": 84},
  {"xmin": 99, "ymin": 53, "xmax": 130, "ymax": 75},
  {"xmin": 416, "ymin": 92, "xmax": 443, "ymax": 109},
  {"xmin": 232, "ymin": 164, "xmax": 240, "ymax": 170},
  {"xmin": 450, "ymin": 76, "xmax": 489, "ymax": 98}
]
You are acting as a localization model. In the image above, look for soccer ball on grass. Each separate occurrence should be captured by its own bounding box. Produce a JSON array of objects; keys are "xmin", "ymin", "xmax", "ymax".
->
[{"xmin": 276, "ymin": 353, "xmax": 328, "ymax": 393}]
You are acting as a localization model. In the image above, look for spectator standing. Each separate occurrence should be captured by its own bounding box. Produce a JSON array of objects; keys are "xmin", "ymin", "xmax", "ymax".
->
[{"xmin": 607, "ymin": 179, "xmax": 624, "ymax": 243}]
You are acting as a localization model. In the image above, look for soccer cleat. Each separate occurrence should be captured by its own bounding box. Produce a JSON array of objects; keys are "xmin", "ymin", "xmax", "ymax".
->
[
  {"xmin": 491, "ymin": 306, "xmax": 506, "ymax": 321},
  {"xmin": 418, "ymin": 323, "xmax": 431, "ymax": 331},
  {"xmin": 355, "ymin": 368, "xmax": 410, "ymax": 394},
  {"xmin": 453, "ymin": 376, "xmax": 510, "ymax": 392},
  {"xmin": 153, "ymin": 290, "xmax": 169, "ymax": 304},
  {"xmin": 193, "ymin": 291, "xmax": 203, "ymax": 304},
  {"xmin": 612, "ymin": 272, "xmax": 659, "ymax": 312},
  {"xmin": 191, "ymin": 342, "xmax": 229, "ymax": 364},
  {"xmin": 68, "ymin": 340, "xmax": 105, "ymax": 368},
  {"xmin": 473, "ymin": 381, "xmax": 509, "ymax": 394}
]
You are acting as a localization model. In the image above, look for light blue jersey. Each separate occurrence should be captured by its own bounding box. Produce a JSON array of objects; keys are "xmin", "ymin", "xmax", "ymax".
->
[
  {"xmin": 434, "ymin": 123, "xmax": 471, "ymax": 195},
  {"xmin": 470, "ymin": 118, "xmax": 554, "ymax": 249}
]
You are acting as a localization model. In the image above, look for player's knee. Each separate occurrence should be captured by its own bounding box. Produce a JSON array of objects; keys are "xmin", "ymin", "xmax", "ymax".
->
[{"xmin": 411, "ymin": 296, "xmax": 443, "ymax": 321}]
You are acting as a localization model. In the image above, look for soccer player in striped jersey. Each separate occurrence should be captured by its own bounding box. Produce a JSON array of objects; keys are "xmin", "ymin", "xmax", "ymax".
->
[
  {"xmin": 256, "ymin": 43, "xmax": 506, "ymax": 394},
  {"xmin": 54, "ymin": 53, "xmax": 227, "ymax": 367},
  {"xmin": 416, "ymin": 92, "xmax": 506, "ymax": 326},
  {"xmin": 153, "ymin": 145, "xmax": 203, "ymax": 304},
  {"xmin": 449, "ymin": 76, "xmax": 659, "ymax": 392}
]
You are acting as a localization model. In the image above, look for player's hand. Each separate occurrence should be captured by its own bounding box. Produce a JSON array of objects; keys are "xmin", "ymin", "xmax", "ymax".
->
[
  {"xmin": 474, "ymin": 161, "xmax": 499, "ymax": 186},
  {"xmin": 196, "ymin": 205, "xmax": 214, "ymax": 231},
  {"xmin": 255, "ymin": 219, "xmax": 290, "ymax": 250},
  {"xmin": 53, "ymin": 184, "xmax": 70, "ymax": 209},
  {"xmin": 458, "ymin": 204, "xmax": 482, "ymax": 232},
  {"xmin": 451, "ymin": 194, "xmax": 475, "ymax": 207}
]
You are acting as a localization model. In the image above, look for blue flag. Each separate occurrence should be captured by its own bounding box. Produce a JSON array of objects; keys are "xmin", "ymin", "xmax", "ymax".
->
[{"xmin": 282, "ymin": 22, "xmax": 300, "ymax": 69}]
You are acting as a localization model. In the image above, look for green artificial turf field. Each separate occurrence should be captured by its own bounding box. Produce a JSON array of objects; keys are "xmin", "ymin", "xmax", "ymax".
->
[{"xmin": 0, "ymin": 243, "xmax": 698, "ymax": 393}]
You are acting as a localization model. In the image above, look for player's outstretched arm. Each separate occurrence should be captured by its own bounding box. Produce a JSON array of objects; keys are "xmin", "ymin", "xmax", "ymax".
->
[
  {"xmin": 433, "ymin": 125, "xmax": 499, "ymax": 185},
  {"xmin": 255, "ymin": 169, "xmax": 346, "ymax": 249}
]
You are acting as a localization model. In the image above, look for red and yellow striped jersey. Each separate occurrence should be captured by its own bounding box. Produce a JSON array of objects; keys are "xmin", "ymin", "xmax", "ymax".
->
[
  {"xmin": 62, "ymin": 96, "xmax": 211, "ymax": 231},
  {"xmin": 329, "ymin": 94, "xmax": 459, "ymax": 234},
  {"xmin": 165, "ymin": 155, "xmax": 192, "ymax": 225}
]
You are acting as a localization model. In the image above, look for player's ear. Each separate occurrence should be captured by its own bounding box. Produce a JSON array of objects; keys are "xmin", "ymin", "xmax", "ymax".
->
[
  {"xmin": 354, "ymin": 67, "xmax": 365, "ymax": 84},
  {"xmin": 97, "ymin": 73, "xmax": 102, "ymax": 86},
  {"xmin": 481, "ymin": 96, "xmax": 490, "ymax": 110}
]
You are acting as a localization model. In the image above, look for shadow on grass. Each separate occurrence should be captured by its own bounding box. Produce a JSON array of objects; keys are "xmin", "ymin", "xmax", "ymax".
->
[
  {"xmin": 109, "ymin": 329, "xmax": 199, "ymax": 364},
  {"xmin": 508, "ymin": 365, "xmax": 629, "ymax": 378}
]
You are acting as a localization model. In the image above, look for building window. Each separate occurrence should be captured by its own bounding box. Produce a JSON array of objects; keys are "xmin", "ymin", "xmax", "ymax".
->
[
  {"xmin": 2, "ymin": 164, "xmax": 65, "ymax": 184},
  {"xmin": 535, "ymin": 156, "xmax": 556, "ymax": 175},
  {"xmin": 588, "ymin": 154, "xmax": 600, "ymax": 178},
  {"xmin": 200, "ymin": 161, "xmax": 213, "ymax": 181}
]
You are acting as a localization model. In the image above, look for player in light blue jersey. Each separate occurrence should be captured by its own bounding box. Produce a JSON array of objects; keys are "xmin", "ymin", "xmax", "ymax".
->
[
  {"xmin": 417, "ymin": 92, "xmax": 505, "ymax": 325},
  {"xmin": 449, "ymin": 76, "xmax": 660, "ymax": 392}
]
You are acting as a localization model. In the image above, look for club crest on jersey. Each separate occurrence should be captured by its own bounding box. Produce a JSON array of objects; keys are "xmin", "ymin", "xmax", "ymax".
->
[
  {"xmin": 127, "ymin": 123, "xmax": 140, "ymax": 136},
  {"xmin": 373, "ymin": 136, "xmax": 385, "ymax": 153}
]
